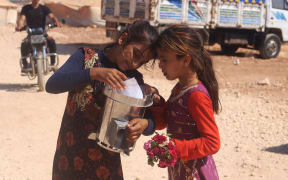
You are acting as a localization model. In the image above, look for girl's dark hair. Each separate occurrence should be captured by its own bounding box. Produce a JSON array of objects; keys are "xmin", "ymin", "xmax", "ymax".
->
[
  {"xmin": 106, "ymin": 20, "xmax": 159, "ymax": 59},
  {"xmin": 120, "ymin": 20, "xmax": 159, "ymax": 48},
  {"xmin": 155, "ymin": 25, "xmax": 220, "ymax": 113}
]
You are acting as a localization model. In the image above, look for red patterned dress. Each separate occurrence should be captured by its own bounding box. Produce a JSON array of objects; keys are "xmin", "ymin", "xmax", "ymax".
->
[{"xmin": 51, "ymin": 48, "xmax": 144, "ymax": 180}]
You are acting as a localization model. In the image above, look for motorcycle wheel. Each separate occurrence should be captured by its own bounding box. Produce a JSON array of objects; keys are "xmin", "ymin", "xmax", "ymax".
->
[{"xmin": 36, "ymin": 51, "xmax": 46, "ymax": 91}]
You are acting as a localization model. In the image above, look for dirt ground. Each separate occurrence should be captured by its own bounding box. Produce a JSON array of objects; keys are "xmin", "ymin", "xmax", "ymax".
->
[{"xmin": 0, "ymin": 23, "xmax": 287, "ymax": 180}]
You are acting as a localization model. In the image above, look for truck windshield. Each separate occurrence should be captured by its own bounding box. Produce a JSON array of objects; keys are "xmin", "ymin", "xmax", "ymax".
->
[{"xmin": 272, "ymin": 0, "xmax": 288, "ymax": 10}]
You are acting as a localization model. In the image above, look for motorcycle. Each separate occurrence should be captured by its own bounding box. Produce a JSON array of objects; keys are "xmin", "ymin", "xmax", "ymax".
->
[{"xmin": 19, "ymin": 24, "xmax": 59, "ymax": 91}]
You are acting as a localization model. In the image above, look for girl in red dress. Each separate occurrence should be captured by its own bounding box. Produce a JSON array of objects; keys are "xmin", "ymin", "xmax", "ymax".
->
[{"xmin": 150, "ymin": 25, "xmax": 221, "ymax": 180}]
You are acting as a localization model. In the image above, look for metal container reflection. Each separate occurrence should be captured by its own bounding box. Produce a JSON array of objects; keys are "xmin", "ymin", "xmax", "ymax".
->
[{"xmin": 92, "ymin": 85, "xmax": 153, "ymax": 155}]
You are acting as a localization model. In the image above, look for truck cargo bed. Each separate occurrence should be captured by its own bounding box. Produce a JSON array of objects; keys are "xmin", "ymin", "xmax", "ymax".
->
[{"xmin": 102, "ymin": 0, "xmax": 266, "ymax": 30}]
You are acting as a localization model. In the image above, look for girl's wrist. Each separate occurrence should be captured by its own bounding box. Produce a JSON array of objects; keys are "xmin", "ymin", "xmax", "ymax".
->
[
  {"xmin": 142, "ymin": 118, "xmax": 155, "ymax": 136},
  {"xmin": 153, "ymin": 95, "xmax": 165, "ymax": 106},
  {"xmin": 89, "ymin": 68, "xmax": 98, "ymax": 81}
]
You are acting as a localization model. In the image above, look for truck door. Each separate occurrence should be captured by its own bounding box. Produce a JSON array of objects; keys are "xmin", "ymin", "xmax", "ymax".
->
[{"xmin": 266, "ymin": 0, "xmax": 288, "ymax": 42}]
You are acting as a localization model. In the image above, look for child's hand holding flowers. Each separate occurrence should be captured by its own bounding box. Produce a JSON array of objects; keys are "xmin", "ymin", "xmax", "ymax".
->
[{"xmin": 144, "ymin": 133, "xmax": 177, "ymax": 168}]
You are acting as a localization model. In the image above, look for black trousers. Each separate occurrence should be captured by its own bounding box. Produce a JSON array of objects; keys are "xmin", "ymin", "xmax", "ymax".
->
[{"xmin": 21, "ymin": 38, "xmax": 57, "ymax": 67}]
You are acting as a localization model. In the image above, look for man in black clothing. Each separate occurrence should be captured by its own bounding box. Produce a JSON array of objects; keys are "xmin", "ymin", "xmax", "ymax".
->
[{"xmin": 16, "ymin": 0, "xmax": 60, "ymax": 71}]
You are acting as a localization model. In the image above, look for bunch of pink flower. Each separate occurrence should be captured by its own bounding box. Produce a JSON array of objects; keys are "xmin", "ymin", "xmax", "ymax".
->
[{"xmin": 144, "ymin": 133, "xmax": 178, "ymax": 168}]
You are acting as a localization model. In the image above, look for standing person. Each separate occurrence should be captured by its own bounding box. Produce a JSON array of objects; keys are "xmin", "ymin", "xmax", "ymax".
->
[
  {"xmin": 46, "ymin": 20, "xmax": 158, "ymax": 180},
  {"xmin": 150, "ymin": 25, "xmax": 221, "ymax": 180},
  {"xmin": 16, "ymin": 0, "xmax": 60, "ymax": 71}
]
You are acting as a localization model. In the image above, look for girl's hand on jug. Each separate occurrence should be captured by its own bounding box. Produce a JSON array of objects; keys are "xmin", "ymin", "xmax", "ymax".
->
[
  {"xmin": 90, "ymin": 67, "xmax": 128, "ymax": 90},
  {"xmin": 126, "ymin": 118, "xmax": 148, "ymax": 143},
  {"xmin": 142, "ymin": 84, "xmax": 162, "ymax": 104}
]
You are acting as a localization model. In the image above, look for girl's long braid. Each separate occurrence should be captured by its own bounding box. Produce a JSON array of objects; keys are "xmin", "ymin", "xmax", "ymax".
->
[
  {"xmin": 196, "ymin": 48, "xmax": 220, "ymax": 113},
  {"xmin": 189, "ymin": 30, "xmax": 220, "ymax": 113}
]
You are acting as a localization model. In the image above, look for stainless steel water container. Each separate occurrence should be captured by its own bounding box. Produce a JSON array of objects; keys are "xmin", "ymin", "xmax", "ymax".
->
[{"xmin": 92, "ymin": 85, "xmax": 153, "ymax": 154}]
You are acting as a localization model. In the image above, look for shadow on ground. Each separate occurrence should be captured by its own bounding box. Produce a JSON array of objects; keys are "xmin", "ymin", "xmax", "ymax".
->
[
  {"xmin": 207, "ymin": 49, "xmax": 260, "ymax": 58},
  {"xmin": 56, "ymin": 42, "xmax": 112, "ymax": 55},
  {"xmin": 0, "ymin": 83, "xmax": 38, "ymax": 92},
  {"xmin": 264, "ymin": 144, "xmax": 288, "ymax": 155}
]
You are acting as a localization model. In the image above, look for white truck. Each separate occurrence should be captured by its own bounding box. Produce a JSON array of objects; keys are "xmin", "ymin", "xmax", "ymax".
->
[{"xmin": 101, "ymin": 0, "xmax": 288, "ymax": 59}]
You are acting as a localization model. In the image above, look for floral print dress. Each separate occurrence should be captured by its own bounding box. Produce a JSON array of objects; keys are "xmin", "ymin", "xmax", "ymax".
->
[{"xmin": 52, "ymin": 48, "xmax": 144, "ymax": 180}]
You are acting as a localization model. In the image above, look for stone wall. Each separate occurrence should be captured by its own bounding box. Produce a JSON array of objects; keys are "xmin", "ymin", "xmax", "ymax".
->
[
  {"xmin": 45, "ymin": 2, "xmax": 105, "ymax": 26},
  {"xmin": 0, "ymin": 0, "xmax": 17, "ymax": 24}
]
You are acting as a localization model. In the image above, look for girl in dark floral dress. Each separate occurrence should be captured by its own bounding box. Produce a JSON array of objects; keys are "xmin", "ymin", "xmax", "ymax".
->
[
  {"xmin": 46, "ymin": 20, "xmax": 158, "ymax": 180},
  {"xmin": 150, "ymin": 25, "xmax": 221, "ymax": 180}
]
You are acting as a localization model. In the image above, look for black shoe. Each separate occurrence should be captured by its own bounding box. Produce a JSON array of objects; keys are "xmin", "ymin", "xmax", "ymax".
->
[
  {"xmin": 21, "ymin": 68, "xmax": 29, "ymax": 74},
  {"xmin": 21, "ymin": 63, "xmax": 32, "ymax": 73},
  {"xmin": 51, "ymin": 66, "xmax": 58, "ymax": 72}
]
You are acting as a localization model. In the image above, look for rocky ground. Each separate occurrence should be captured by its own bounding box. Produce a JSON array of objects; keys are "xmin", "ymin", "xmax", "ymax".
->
[{"xmin": 0, "ymin": 23, "xmax": 287, "ymax": 180}]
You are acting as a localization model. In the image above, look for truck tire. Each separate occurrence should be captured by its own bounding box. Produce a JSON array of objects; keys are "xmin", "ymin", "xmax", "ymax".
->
[
  {"xmin": 221, "ymin": 44, "xmax": 239, "ymax": 55},
  {"xmin": 259, "ymin": 34, "xmax": 281, "ymax": 59}
]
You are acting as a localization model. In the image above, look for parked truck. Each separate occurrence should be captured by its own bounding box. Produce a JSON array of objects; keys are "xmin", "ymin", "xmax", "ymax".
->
[{"xmin": 101, "ymin": 0, "xmax": 288, "ymax": 59}]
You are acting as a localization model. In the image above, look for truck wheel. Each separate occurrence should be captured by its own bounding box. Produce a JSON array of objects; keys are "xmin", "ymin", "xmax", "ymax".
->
[
  {"xmin": 221, "ymin": 44, "xmax": 239, "ymax": 55},
  {"xmin": 259, "ymin": 34, "xmax": 281, "ymax": 59}
]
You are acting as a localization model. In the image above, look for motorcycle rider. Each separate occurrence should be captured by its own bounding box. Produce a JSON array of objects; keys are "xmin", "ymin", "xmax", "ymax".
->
[{"xmin": 15, "ymin": 0, "xmax": 60, "ymax": 72}]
